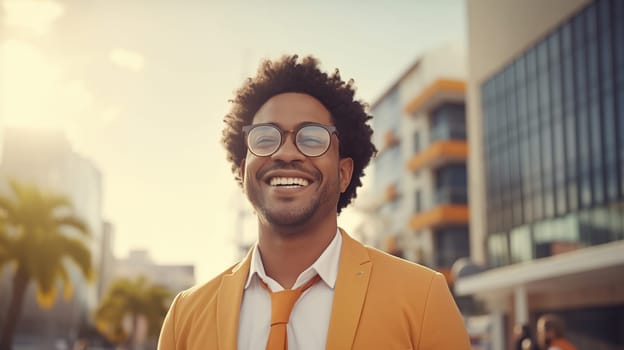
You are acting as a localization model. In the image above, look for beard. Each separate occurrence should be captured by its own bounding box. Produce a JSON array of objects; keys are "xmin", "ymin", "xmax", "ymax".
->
[
  {"xmin": 258, "ymin": 191, "xmax": 321, "ymax": 227},
  {"xmin": 245, "ymin": 165, "xmax": 340, "ymax": 231}
]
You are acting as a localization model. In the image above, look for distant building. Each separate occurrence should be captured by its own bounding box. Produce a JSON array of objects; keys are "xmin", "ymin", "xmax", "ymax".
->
[
  {"xmin": 0, "ymin": 128, "xmax": 105, "ymax": 348},
  {"xmin": 458, "ymin": 0, "xmax": 624, "ymax": 349},
  {"xmin": 357, "ymin": 42, "xmax": 470, "ymax": 285},
  {"xmin": 114, "ymin": 249, "xmax": 195, "ymax": 295},
  {"xmin": 98, "ymin": 221, "xmax": 116, "ymax": 300},
  {"xmin": 233, "ymin": 193, "xmax": 257, "ymax": 260}
]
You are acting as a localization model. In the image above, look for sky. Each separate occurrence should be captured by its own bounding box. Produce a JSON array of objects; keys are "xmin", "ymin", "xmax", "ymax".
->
[{"xmin": 0, "ymin": 0, "xmax": 466, "ymax": 283}]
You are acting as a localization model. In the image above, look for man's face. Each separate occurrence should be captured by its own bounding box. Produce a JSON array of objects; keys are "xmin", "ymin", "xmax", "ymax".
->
[
  {"xmin": 241, "ymin": 92, "xmax": 353, "ymax": 229},
  {"xmin": 537, "ymin": 321, "xmax": 553, "ymax": 348}
]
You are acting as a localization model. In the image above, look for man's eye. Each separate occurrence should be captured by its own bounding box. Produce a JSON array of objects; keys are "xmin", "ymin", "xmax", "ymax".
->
[
  {"xmin": 255, "ymin": 136, "xmax": 278, "ymax": 146},
  {"xmin": 299, "ymin": 137, "xmax": 323, "ymax": 146}
]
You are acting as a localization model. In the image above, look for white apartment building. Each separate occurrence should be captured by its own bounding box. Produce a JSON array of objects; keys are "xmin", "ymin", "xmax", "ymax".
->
[{"xmin": 360, "ymin": 42, "xmax": 470, "ymax": 284}]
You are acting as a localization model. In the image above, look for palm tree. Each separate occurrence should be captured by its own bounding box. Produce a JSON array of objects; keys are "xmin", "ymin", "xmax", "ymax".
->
[
  {"xmin": 0, "ymin": 180, "xmax": 93, "ymax": 350},
  {"xmin": 95, "ymin": 275, "xmax": 172, "ymax": 349}
]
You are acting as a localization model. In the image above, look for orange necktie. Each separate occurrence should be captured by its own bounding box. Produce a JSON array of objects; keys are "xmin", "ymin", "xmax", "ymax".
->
[{"xmin": 259, "ymin": 275, "xmax": 321, "ymax": 350}]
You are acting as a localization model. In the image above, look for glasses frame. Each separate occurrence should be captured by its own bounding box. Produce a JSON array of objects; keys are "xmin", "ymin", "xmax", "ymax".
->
[{"xmin": 242, "ymin": 122, "xmax": 338, "ymax": 157}]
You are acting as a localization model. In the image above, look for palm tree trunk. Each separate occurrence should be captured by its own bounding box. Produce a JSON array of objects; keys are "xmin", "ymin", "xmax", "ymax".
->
[
  {"xmin": 0, "ymin": 270, "xmax": 29, "ymax": 350},
  {"xmin": 124, "ymin": 313, "xmax": 140, "ymax": 350}
]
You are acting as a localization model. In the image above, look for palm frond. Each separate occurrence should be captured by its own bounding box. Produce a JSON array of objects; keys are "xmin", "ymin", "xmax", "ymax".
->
[
  {"xmin": 58, "ymin": 234, "xmax": 93, "ymax": 282},
  {"xmin": 54, "ymin": 216, "xmax": 90, "ymax": 236}
]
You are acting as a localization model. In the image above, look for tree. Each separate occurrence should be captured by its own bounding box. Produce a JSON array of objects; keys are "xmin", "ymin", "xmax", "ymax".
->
[
  {"xmin": 0, "ymin": 180, "xmax": 93, "ymax": 350},
  {"xmin": 95, "ymin": 275, "xmax": 172, "ymax": 349}
]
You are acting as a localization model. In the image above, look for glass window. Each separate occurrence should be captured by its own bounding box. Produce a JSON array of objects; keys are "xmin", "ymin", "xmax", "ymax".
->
[
  {"xmin": 431, "ymin": 103, "xmax": 466, "ymax": 141},
  {"xmin": 434, "ymin": 164, "xmax": 468, "ymax": 205},
  {"xmin": 540, "ymin": 39, "xmax": 554, "ymax": 218},
  {"xmin": 414, "ymin": 190, "xmax": 422, "ymax": 213},
  {"xmin": 487, "ymin": 232, "xmax": 510, "ymax": 268},
  {"xmin": 534, "ymin": 215, "xmax": 581, "ymax": 258},
  {"xmin": 434, "ymin": 227, "xmax": 470, "ymax": 268},
  {"xmin": 413, "ymin": 131, "xmax": 421, "ymax": 153},
  {"xmin": 510, "ymin": 225, "xmax": 532, "ymax": 263}
]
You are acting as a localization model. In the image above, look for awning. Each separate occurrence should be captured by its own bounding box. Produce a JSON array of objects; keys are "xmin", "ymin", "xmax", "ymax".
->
[{"xmin": 454, "ymin": 240, "xmax": 624, "ymax": 298}]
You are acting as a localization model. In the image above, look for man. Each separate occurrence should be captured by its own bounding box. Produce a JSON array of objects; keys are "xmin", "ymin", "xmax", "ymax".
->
[
  {"xmin": 537, "ymin": 314, "xmax": 577, "ymax": 350},
  {"xmin": 158, "ymin": 55, "xmax": 470, "ymax": 350}
]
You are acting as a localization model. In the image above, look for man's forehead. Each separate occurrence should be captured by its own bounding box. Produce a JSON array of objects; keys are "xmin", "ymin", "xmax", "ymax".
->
[{"xmin": 251, "ymin": 92, "xmax": 332, "ymax": 125}]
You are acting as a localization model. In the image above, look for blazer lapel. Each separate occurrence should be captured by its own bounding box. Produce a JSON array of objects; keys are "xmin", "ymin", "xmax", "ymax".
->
[
  {"xmin": 217, "ymin": 248, "xmax": 252, "ymax": 350},
  {"xmin": 325, "ymin": 229, "xmax": 372, "ymax": 350}
]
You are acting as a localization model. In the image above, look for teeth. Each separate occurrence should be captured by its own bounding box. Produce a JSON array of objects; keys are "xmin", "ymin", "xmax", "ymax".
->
[{"xmin": 269, "ymin": 177, "xmax": 310, "ymax": 187}]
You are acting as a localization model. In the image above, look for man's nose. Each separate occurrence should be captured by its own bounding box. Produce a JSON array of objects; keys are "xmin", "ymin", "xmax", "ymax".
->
[{"xmin": 271, "ymin": 133, "xmax": 305, "ymax": 162}]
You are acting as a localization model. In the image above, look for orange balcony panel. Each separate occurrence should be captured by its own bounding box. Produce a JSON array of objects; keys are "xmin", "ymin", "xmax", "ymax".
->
[
  {"xmin": 404, "ymin": 78, "xmax": 466, "ymax": 116},
  {"xmin": 406, "ymin": 140, "xmax": 468, "ymax": 173},
  {"xmin": 409, "ymin": 204, "xmax": 469, "ymax": 231},
  {"xmin": 437, "ymin": 267, "xmax": 453, "ymax": 285},
  {"xmin": 385, "ymin": 183, "xmax": 398, "ymax": 202},
  {"xmin": 384, "ymin": 235, "xmax": 399, "ymax": 253},
  {"xmin": 378, "ymin": 130, "xmax": 401, "ymax": 156}
]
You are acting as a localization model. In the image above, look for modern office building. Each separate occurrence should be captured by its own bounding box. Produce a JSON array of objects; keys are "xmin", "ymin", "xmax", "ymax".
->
[
  {"xmin": 0, "ymin": 128, "xmax": 105, "ymax": 348},
  {"xmin": 359, "ymin": 42, "xmax": 470, "ymax": 285},
  {"xmin": 457, "ymin": 0, "xmax": 624, "ymax": 349}
]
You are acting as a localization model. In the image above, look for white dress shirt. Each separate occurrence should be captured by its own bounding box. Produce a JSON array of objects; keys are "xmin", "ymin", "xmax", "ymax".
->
[{"xmin": 237, "ymin": 230, "xmax": 342, "ymax": 350}]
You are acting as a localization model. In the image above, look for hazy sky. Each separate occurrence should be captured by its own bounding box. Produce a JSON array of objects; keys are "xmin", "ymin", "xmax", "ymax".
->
[{"xmin": 0, "ymin": 0, "xmax": 466, "ymax": 282}]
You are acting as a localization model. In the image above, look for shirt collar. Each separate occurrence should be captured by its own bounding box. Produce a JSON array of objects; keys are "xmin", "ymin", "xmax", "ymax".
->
[{"xmin": 244, "ymin": 228, "xmax": 342, "ymax": 291}]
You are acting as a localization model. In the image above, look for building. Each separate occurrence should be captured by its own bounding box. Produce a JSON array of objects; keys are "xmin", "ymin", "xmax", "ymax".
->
[
  {"xmin": 457, "ymin": 0, "xmax": 624, "ymax": 349},
  {"xmin": 114, "ymin": 249, "xmax": 196, "ymax": 296},
  {"xmin": 0, "ymin": 128, "xmax": 106, "ymax": 348},
  {"xmin": 358, "ymin": 42, "xmax": 470, "ymax": 285}
]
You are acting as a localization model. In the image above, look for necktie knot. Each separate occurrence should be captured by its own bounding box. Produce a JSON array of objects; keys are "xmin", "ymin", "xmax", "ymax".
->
[{"xmin": 259, "ymin": 274, "xmax": 321, "ymax": 350}]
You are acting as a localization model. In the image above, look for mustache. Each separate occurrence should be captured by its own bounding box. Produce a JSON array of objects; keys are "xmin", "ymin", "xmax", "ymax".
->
[{"xmin": 256, "ymin": 161, "xmax": 320, "ymax": 181}]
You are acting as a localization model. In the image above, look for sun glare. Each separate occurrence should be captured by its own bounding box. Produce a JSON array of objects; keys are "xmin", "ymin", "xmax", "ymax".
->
[{"xmin": 2, "ymin": 0, "xmax": 65, "ymax": 36}]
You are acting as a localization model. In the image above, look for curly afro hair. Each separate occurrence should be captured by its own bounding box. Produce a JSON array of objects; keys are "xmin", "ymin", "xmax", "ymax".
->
[{"xmin": 222, "ymin": 54, "xmax": 377, "ymax": 213}]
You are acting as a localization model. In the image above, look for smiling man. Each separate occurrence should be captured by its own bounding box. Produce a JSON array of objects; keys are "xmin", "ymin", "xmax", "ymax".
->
[{"xmin": 158, "ymin": 55, "xmax": 470, "ymax": 350}]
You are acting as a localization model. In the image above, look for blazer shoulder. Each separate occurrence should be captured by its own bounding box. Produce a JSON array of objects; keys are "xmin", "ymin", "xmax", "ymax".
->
[
  {"xmin": 365, "ymin": 245, "xmax": 441, "ymax": 283},
  {"xmin": 173, "ymin": 261, "xmax": 242, "ymax": 312}
]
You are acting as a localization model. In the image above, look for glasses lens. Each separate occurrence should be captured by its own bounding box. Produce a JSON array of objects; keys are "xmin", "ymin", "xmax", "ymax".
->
[
  {"xmin": 247, "ymin": 125, "xmax": 281, "ymax": 156},
  {"xmin": 296, "ymin": 125, "xmax": 331, "ymax": 156}
]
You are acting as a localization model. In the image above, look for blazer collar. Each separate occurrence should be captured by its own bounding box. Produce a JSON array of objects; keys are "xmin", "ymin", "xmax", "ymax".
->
[
  {"xmin": 215, "ymin": 228, "xmax": 372, "ymax": 350},
  {"xmin": 325, "ymin": 228, "xmax": 372, "ymax": 350},
  {"xmin": 216, "ymin": 247, "xmax": 252, "ymax": 350}
]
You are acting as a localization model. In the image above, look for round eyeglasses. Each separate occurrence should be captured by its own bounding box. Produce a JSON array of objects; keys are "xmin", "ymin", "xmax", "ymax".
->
[{"xmin": 242, "ymin": 123, "xmax": 338, "ymax": 157}]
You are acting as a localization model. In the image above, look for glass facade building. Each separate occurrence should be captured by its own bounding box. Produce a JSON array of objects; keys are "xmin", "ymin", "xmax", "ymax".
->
[{"xmin": 481, "ymin": 0, "xmax": 624, "ymax": 268}]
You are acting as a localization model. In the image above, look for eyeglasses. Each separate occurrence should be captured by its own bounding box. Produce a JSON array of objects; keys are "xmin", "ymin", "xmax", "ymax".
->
[{"xmin": 242, "ymin": 123, "xmax": 338, "ymax": 157}]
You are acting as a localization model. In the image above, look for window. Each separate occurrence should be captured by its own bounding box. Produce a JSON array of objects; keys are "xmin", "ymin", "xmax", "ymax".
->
[
  {"xmin": 430, "ymin": 103, "xmax": 467, "ymax": 141},
  {"xmin": 413, "ymin": 131, "xmax": 421, "ymax": 153},
  {"xmin": 434, "ymin": 227, "xmax": 470, "ymax": 268},
  {"xmin": 414, "ymin": 190, "xmax": 422, "ymax": 214},
  {"xmin": 434, "ymin": 164, "xmax": 468, "ymax": 205},
  {"xmin": 480, "ymin": 0, "xmax": 623, "ymax": 238},
  {"xmin": 487, "ymin": 232, "xmax": 510, "ymax": 268}
]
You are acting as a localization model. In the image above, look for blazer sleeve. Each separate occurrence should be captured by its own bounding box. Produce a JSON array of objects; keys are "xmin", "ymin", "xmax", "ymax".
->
[
  {"xmin": 158, "ymin": 292, "xmax": 181, "ymax": 350},
  {"xmin": 418, "ymin": 273, "xmax": 471, "ymax": 350}
]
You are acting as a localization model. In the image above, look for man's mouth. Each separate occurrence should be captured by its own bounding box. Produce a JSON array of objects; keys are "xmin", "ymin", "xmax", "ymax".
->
[{"xmin": 269, "ymin": 177, "xmax": 310, "ymax": 188}]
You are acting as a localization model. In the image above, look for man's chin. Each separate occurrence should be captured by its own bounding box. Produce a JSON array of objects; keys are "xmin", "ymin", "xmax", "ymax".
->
[{"xmin": 262, "ymin": 207, "xmax": 316, "ymax": 228}]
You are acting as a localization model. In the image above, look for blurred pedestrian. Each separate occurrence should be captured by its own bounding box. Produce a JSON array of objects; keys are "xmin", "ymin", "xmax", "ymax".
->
[
  {"xmin": 157, "ymin": 55, "xmax": 471, "ymax": 349},
  {"xmin": 537, "ymin": 314, "xmax": 577, "ymax": 350},
  {"xmin": 514, "ymin": 323, "xmax": 537, "ymax": 350}
]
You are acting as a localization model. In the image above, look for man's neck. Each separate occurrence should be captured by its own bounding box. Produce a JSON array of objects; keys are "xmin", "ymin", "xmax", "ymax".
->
[{"xmin": 257, "ymin": 218, "xmax": 338, "ymax": 289}]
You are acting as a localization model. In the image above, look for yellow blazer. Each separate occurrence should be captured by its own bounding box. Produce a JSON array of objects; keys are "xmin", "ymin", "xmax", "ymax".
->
[{"xmin": 158, "ymin": 230, "xmax": 470, "ymax": 350}]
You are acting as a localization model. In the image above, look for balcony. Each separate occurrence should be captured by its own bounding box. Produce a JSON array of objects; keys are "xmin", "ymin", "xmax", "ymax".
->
[
  {"xmin": 385, "ymin": 183, "xmax": 399, "ymax": 202},
  {"xmin": 404, "ymin": 78, "xmax": 466, "ymax": 116},
  {"xmin": 406, "ymin": 140, "xmax": 468, "ymax": 173},
  {"xmin": 377, "ymin": 129, "xmax": 401, "ymax": 155},
  {"xmin": 408, "ymin": 204, "xmax": 469, "ymax": 231}
]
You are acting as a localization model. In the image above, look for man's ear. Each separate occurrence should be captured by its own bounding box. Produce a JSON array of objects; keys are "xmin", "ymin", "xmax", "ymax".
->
[{"xmin": 338, "ymin": 157, "xmax": 354, "ymax": 193}]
